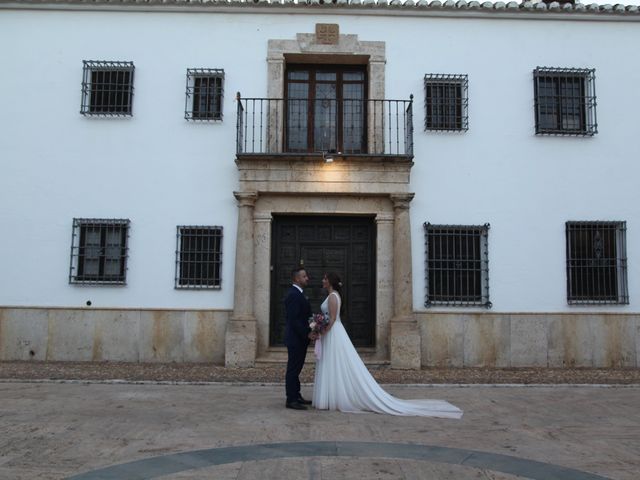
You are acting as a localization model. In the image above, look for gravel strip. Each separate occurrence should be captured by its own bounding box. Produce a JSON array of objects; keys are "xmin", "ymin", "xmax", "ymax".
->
[{"xmin": 1, "ymin": 361, "xmax": 639, "ymax": 385}]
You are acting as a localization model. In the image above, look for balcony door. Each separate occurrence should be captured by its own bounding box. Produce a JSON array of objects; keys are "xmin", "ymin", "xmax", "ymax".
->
[{"xmin": 285, "ymin": 65, "xmax": 367, "ymax": 154}]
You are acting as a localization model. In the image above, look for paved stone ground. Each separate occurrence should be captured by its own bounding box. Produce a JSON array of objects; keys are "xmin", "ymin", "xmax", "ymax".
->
[
  {"xmin": 1, "ymin": 380, "xmax": 639, "ymax": 480},
  {"xmin": 2, "ymin": 361, "xmax": 640, "ymax": 385}
]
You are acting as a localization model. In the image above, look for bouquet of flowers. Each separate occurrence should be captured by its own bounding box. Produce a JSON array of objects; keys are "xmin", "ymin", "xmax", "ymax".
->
[
  {"xmin": 309, "ymin": 312, "xmax": 329, "ymax": 335},
  {"xmin": 309, "ymin": 312, "xmax": 330, "ymax": 359}
]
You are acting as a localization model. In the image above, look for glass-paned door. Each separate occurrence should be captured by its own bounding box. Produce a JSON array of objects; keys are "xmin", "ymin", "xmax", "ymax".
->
[{"xmin": 285, "ymin": 65, "xmax": 366, "ymax": 154}]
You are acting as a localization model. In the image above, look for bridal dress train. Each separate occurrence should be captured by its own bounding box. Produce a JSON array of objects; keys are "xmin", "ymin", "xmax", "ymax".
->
[{"xmin": 312, "ymin": 292, "xmax": 463, "ymax": 419}]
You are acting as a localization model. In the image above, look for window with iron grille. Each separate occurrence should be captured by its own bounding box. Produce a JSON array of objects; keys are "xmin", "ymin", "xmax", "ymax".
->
[
  {"xmin": 185, "ymin": 69, "xmax": 224, "ymax": 121},
  {"xmin": 176, "ymin": 226, "xmax": 223, "ymax": 289},
  {"xmin": 69, "ymin": 219, "xmax": 130, "ymax": 284},
  {"xmin": 534, "ymin": 67, "xmax": 597, "ymax": 136},
  {"xmin": 424, "ymin": 74, "xmax": 468, "ymax": 132},
  {"xmin": 566, "ymin": 221, "xmax": 628, "ymax": 304},
  {"xmin": 80, "ymin": 61, "xmax": 134, "ymax": 116},
  {"xmin": 424, "ymin": 223, "xmax": 490, "ymax": 307}
]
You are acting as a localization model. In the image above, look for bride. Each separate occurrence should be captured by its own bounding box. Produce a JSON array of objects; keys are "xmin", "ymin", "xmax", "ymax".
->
[{"xmin": 312, "ymin": 272, "xmax": 463, "ymax": 419}]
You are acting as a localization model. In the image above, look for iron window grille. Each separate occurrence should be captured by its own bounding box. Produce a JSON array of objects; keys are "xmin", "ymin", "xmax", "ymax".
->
[
  {"xmin": 534, "ymin": 67, "xmax": 597, "ymax": 136},
  {"xmin": 80, "ymin": 61, "xmax": 134, "ymax": 116},
  {"xmin": 69, "ymin": 218, "xmax": 130, "ymax": 285},
  {"xmin": 424, "ymin": 223, "xmax": 491, "ymax": 308},
  {"xmin": 185, "ymin": 69, "xmax": 224, "ymax": 121},
  {"xmin": 424, "ymin": 74, "xmax": 468, "ymax": 132},
  {"xmin": 175, "ymin": 226, "xmax": 223, "ymax": 289},
  {"xmin": 566, "ymin": 221, "xmax": 628, "ymax": 305}
]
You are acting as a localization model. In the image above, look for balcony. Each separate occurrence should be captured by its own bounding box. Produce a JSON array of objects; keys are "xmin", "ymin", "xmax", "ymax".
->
[{"xmin": 235, "ymin": 94, "xmax": 414, "ymax": 160}]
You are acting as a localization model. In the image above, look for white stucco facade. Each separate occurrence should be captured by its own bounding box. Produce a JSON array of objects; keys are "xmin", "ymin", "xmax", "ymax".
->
[{"xmin": 1, "ymin": 1, "xmax": 639, "ymax": 365}]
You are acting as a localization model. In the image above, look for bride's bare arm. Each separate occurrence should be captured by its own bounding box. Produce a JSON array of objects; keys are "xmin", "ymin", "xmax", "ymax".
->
[{"xmin": 324, "ymin": 294, "xmax": 339, "ymax": 333}]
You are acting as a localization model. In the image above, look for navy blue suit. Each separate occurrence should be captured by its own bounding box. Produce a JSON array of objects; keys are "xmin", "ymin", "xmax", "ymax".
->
[{"xmin": 284, "ymin": 285, "xmax": 312, "ymax": 403}]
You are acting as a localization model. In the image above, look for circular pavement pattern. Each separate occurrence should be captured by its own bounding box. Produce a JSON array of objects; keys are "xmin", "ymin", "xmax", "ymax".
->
[{"xmin": 66, "ymin": 441, "xmax": 613, "ymax": 480}]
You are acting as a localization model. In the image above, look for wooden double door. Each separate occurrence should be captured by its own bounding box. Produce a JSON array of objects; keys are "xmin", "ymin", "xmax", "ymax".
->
[{"xmin": 270, "ymin": 215, "xmax": 376, "ymax": 347}]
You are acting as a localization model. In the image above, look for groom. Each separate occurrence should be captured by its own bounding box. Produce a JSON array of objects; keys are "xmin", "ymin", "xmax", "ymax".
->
[{"xmin": 284, "ymin": 267, "xmax": 316, "ymax": 410}]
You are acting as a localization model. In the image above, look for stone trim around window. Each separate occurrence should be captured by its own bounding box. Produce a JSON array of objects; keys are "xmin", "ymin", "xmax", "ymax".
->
[{"xmin": 266, "ymin": 31, "xmax": 386, "ymax": 154}]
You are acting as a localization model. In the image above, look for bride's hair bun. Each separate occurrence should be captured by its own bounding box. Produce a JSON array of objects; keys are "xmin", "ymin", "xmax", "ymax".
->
[{"xmin": 326, "ymin": 272, "xmax": 343, "ymax": 291}]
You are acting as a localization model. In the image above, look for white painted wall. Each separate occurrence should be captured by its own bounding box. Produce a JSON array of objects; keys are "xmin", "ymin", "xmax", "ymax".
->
[
  {"xmin": 404, "ymin": 18, "xmax": 640, "ymax": 313},
  {"xmin": 0, "ymin": 8, "xmax": 638, "ymax": 312}
]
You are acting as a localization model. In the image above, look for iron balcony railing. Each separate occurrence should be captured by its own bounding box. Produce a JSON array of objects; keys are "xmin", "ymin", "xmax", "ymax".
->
[{"xmin": 236, "ymin": 93, "xmax": 413, "ymax": 157}]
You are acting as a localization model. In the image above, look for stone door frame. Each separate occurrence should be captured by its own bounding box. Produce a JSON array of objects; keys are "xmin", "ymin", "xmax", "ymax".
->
[
  {"xmin": 254, "ymin": 195, "xmax": 393, "ymax": 361},
  {"xmin": 225, "ymin": 188, "xmax": 420, "ymax": 369}
]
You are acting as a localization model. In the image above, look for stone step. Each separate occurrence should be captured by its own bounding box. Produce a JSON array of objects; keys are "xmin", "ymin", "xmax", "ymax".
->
[{"xmin": 256, "ymin": 348, "xmax": 390, "ymax": 367}]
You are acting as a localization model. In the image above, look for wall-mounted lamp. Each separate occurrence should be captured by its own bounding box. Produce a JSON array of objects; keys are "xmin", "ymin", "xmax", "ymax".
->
[{"xmin": 323, "ymin": 153, "xmax": 334, "ymax": 163}]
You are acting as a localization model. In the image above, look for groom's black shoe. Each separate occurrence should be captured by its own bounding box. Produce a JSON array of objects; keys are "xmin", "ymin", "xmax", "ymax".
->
[
  {"xmin": 286, "ymin": 401, "xmax": 308, "ymax": 410},
  {"xmin": 297, "ymin": 396, "xmax": 312, "ymax": 405}
]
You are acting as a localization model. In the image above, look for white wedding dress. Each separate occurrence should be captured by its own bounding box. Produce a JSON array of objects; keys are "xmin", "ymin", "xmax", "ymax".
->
[{"xmin": 313, "ymin": 292, "xmax": 463, "ymax": 418}]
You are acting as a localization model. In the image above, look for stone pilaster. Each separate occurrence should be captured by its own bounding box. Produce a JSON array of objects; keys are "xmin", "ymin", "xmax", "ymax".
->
[
  {"xmin": 266, "ymin": 54, "xmax": 284, "ymax": 153},
  {"xmin": 375, "ymin": 213, "xmax": 395, "ymax": 360},
  {"xmin": 225, "ymin": 191, "xmax": 258, "ymax": 367},
  {"xmin": 389, "ymin": 193, "xmax": 421, "ymax": 370},
  {"xmin": 253, "ymin": 211, "xmax": 273, "ymax": 357},
  {"xmin": 368, "ymin": 58, "xmax": 386, "ymax": 154}
]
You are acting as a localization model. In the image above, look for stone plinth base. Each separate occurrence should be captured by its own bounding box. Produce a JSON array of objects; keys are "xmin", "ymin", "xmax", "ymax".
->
[
  {"xmin": 0, "ymin": 307, "xmax": 229, "ymax": 363},
  {"xmin": 418, "ymin": 312, "xmax": 640, "ymax": 368},
  {"xmin": 224, "ymin": 318, "xmax": 257, "ymax": 368},
  {"xmin": 389, "ymin": 318, "xmax": 421, "ymax": 370}
]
